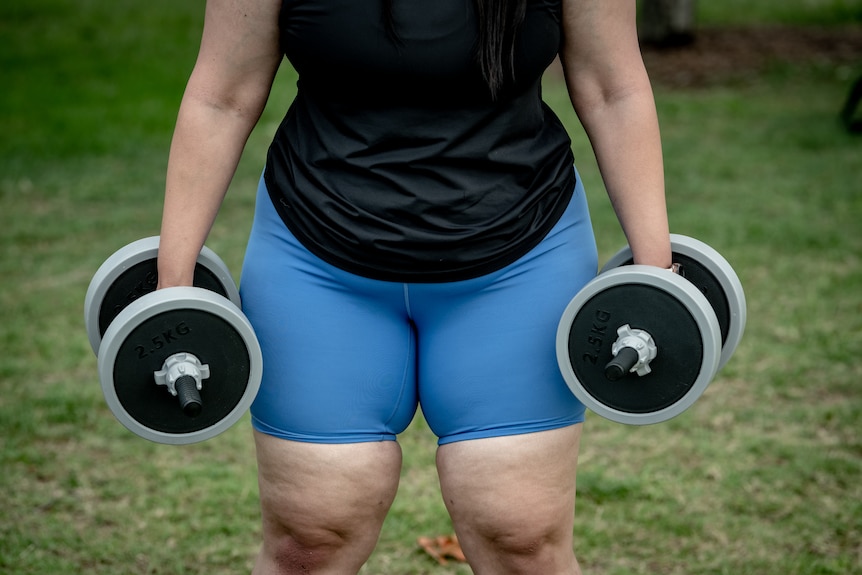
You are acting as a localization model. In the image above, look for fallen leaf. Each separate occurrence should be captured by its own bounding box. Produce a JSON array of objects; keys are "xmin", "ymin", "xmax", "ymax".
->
[{"xmin": 417, "ymin": 534, "xmax": 467, "ymax": 566}]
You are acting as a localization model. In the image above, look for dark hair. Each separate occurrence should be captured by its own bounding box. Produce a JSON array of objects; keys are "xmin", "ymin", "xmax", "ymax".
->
[{"xmin": 382, "ymin": 0, "xmax": 528, "ymax": 99}]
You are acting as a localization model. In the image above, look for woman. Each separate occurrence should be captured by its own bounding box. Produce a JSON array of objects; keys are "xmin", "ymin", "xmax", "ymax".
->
[{"xmin": 157, "ymin": 0, "xmax": 671, "ymax": 573}]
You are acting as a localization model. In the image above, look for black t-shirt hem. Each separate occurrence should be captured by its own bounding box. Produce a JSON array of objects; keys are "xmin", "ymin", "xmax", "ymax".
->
[{"xmin": 264, "ymin": 169, "xmax": 576, "ymax": 284}]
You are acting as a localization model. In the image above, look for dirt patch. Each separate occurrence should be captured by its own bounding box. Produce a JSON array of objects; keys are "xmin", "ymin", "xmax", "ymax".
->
[
  {"xmin": 640, "ymin": 25, "xmax": 862, "ymax": 88},
  {"xmin": 547, "ymin": 25, "xmax": 862, "ymax": 88}
]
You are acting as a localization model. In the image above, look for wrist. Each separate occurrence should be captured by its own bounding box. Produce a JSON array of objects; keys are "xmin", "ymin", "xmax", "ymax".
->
[{"xmin": 156, "ymin": 261, "xmax": 196, "ymax": 289}]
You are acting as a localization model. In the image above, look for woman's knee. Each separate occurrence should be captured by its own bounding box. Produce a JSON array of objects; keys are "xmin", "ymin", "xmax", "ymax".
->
[
  {"xmin": 253, "ymin": 434, "xmax": 402, "ymax": 573},
  {"xmin": 437, "ymin": 428, "xmax": 581, "ymax": 570},
  {"xmin": 450, "ymin": 506, "xmax": 577, "ymax": 575},
  {"xmin": 258, "ymin": 517, "xmax": 382, "ymax": 574},
  {"xmin": 258, "ymin": 528, "xmax": 350, "ymax": 574},
  {"xmin": 458, "ymin": 492, "xmax": 575, "ymax": 552}
]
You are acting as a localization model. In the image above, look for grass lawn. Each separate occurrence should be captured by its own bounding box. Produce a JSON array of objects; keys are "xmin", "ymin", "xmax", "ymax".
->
[{"xmin": 2, "ymin": 1, "xmax": 861, "ymax": 574}]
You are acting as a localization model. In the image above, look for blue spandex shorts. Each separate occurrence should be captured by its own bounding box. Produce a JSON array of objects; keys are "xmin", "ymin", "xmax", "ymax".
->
[{"xmin": 240, "ymin": 171, "xmax": 597, "ymax": 445}]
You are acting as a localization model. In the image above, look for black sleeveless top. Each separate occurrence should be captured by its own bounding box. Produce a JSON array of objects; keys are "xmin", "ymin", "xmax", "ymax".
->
[{"xmin": 265, "ymin": 0, "xmax": 576, "ymax": 282}]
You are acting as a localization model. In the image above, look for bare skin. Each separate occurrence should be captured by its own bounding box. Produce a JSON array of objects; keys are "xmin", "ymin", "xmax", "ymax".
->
[
  {"xmin": 156, "ymin": 0, "xmax": 282, "ymax": 289},
  {"xmin": 561, "ymin": 0, "xmax": 672, "ymax": 269},
  {"xmin": 437, "ymin": 425, "xmax": 584, "ymax": 575},
  {"xmin": 251, "ymin": 433, "xmax": 402, "ymax": 574},
  {"xmin": 252, "ymin": 427, "xmax": 582, "ymax": 575}
]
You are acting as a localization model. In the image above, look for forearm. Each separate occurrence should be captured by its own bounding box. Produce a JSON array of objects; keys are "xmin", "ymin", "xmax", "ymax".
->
[
  {"xmin": 560, "ymin": 0, "xmax": 672, "ymax": 268},
  {"xmin": 155, "ymin": 0, "xmax": 283, "ymax": 288},
  {"xmin": 576, "ymin": 81, "xmax": 672, "ymax": 268},
  {"xmin": 157, "ymin": 94, "xmax": 260, "ymax": 288}
]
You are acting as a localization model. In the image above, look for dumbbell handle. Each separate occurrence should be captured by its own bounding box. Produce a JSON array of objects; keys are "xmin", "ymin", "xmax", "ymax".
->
[
  {"xmin": 154, "ymin": 352, "xmax": 210, "ymax": 418},
  {"xmin": 605, "ymin": 347, "xmax": 640, "ymax": 381},
  {"xmin": 604, "ymin": 324, "xmax": 658, "ymax": 380},
  {"xmin": 175, "ymin": 375, "xmax": 203, "ymax": 418}
]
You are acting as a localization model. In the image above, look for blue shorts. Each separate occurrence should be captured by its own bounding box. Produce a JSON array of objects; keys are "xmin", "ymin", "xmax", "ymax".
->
[{"xmin": 240, "ymin": 171, "xmax": 597, "ymax": 445}]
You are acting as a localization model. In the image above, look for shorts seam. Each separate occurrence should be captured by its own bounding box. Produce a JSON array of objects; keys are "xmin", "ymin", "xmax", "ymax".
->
[{"xmin": 382, "ymin": 317, "xmax": 416, "ymax": 430}]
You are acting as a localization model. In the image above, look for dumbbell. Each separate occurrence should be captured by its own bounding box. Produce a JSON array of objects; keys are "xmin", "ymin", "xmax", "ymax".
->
[
  {"xmin": 84, "ymin": 237, "xmax": 262, "ymax": 444},
  {"xmin": 556, "ymin": 234, "xmax": 746, "ymax": 425}
]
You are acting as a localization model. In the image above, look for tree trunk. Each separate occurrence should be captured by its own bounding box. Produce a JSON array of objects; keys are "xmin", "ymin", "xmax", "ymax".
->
[{"xmin": 639, "ymin": 0, "xmax": 697, "ymax": 46}]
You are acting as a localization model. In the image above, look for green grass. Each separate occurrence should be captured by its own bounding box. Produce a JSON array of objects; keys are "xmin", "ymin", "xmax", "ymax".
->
[
  {"xmin": 2, "ymin": 1, "xmax": 862, "ymax": 574},
  {"xmin": 697, "ymin": 0, "xmax": 862, "ymax": 25}
]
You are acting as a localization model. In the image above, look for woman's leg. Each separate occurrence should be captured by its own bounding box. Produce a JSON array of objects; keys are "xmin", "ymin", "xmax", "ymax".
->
[
  {"xmin": 436, "ymin": 425, "xmax": 583, "ymax": 575},
  {"xmin": 252, "ymin": 433, "xmax": 402, "ymax": 575},
  {"xmin": 414, "ymin": 173, "xmax": 595, "ymax": 572},
  {"xmin": 241, "ymin": 179, "xmax": 419, "ymax": 574}
]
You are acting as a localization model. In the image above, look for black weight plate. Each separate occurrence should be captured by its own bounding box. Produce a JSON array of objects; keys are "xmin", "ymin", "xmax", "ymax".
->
[
  {"xmin": 97, "ymin": 259, "xmax": 231, "ymax": 339},
  {"xmin": 567, "ymin": 283, "xmax": 703, "ymax": 414},
  {"xmin": 85, "ymin": 237, "xmax": 242, "ymax": 355},
  {"xmin": 557, "ymin": 266, "xmax": 722, "ymax": 424},
  {"xmin": 600, "ymin": 234, "xmax": 746, "ymax": 372},
  {"xmin": 111, "ymin": 308, "xmax": 251, "ymax": 434},
  {"xmin": 605, "ymin": 253, "xmax": 731, "ymax": 347}
]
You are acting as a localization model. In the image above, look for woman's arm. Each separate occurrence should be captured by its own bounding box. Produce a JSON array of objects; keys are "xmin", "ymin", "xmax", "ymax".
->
[
  {"xmin": 560, "ymin": 0, "xmax": 672, "ymax": 268},
  {"xmin": 157, "ymin": 0, "xmax": 283, "ymax": 288}
]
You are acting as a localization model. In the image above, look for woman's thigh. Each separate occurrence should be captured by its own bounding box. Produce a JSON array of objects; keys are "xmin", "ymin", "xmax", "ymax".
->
[{"xmin": 436, "ymin": 425, "xmax": 583, "ymax": 572}]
